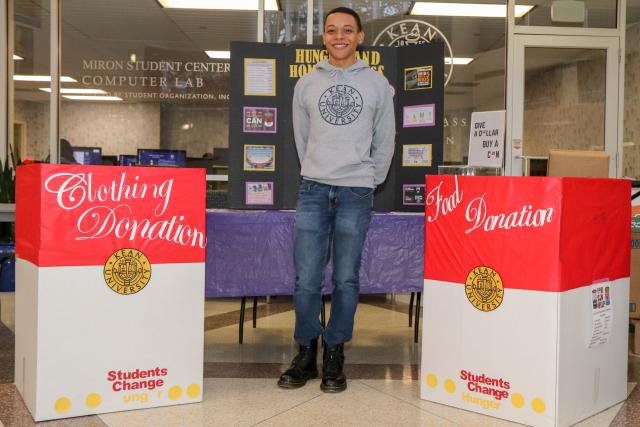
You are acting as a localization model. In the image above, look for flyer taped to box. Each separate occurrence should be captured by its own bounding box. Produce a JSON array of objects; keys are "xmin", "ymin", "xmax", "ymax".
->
[
  {"xmin": 421, "ymin": 175, "xmax": 630, "ymax": 427},
  {"xmin": 15, "ymin": 164, "xmax": 206, "ymax": 421}
]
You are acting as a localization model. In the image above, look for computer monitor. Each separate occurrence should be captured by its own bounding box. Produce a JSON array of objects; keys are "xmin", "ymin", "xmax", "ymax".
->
[
  {"xmin": 137, "ymin": 149, "xmax": 186, "ymax": 167},
  {"xmin": 101, "ymin": 155, "xmax": 118, "ymax": 166},
  {"xmin": 72, "ymin": 147, "xmax": 102, "ymax": 165},
  {"xmin": 186, "ymin": 157, "xmax": 216, "ymax": 173},
  {"xmin": 119, "ymin": 155, "xmax": 138, "ymax": 166}
]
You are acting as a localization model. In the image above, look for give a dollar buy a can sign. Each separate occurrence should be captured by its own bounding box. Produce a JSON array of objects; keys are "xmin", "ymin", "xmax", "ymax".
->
[
  {"xmin": 421, "ymin": 175, "xmax": 630, "ymax": 427},
  {"xmin": 15, "ymin": 164, "xmax": 206, "ymax": 421}
]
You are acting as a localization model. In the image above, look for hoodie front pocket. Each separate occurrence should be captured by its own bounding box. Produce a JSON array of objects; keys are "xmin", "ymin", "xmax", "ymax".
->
[
  {"xmin": 306, "ymin": 141, "xmax": 361, "ymax": 173},
  {"xmin": 345, "ymin": 142, "xmax": 363, "ymax": 165}
]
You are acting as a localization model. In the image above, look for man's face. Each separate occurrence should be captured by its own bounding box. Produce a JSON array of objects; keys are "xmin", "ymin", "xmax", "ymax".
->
[{"xmin": 323, "ymin": 12, "xmax": 364, "ymax": 67}]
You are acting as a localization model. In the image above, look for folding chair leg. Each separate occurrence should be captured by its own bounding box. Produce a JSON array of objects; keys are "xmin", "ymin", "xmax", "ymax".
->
[
  {"xmin": 321, "ymin": 296, "xmax": 326, "ymax": 347},
  {"xmin": 414, "ymin": 292, "xmax": 421, "ymax": 343},
  {"xmin": 239, "ymin": 297, "xmax": 246, "ymax": 344},
  {"xmin": 409, "ymin": 292, "xmax": 415, "ymax": 327},
  {"xmin": 252, "ymin": 297, "xmax": 258, "ymax": 328}
]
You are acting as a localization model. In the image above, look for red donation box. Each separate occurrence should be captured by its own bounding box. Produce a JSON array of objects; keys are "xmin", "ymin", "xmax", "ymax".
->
[
  {"xmin": 421, "ymin": 176, "xmax": 630, "ymax": 427},
  {"xmin": 15, "ymin": 164, "xmax": 206, "ymax": 421}
]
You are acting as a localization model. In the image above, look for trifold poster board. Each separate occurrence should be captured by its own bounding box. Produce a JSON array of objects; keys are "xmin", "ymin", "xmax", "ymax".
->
[
  {"xmin": 421, "ymin": 176, "xmax": 630, "ymax": 427},
  {"xmin": 15, "ymin": 164, "xmax": 206, "ymax": 421},
  {"xmin": 228, "ymin": 42, "xmax": 444, "ymax": 212}
]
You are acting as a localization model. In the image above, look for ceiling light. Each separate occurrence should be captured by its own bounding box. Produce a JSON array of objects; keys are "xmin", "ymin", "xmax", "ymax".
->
[
  {"xmin": 14, "ymin": 75, "xmax": 77, "ymax": 82},
  {"xmin": 39, "ymin": 88, "xmax": 107, "ymax": 94},
  {"xmin": 206, "ymin": 50, "xmax": 231, "ymax": 59},
  {"xmin": 13, "ymin": 55, "xmax": 23, "ymax": 60},
  {"xmin": 158, "ymin": 0, "xmax": 279, "ymax": 11},
  {"xmin": 445, "ymin": 57, "xmax": 474, "ymax": 65},
  {"xmin": 63, "ymin": 95, "xmax": 123, "ymax": 101},
  {"xmin": 410, "ymin": 2, "xmax": 534, "ymax": 18}
]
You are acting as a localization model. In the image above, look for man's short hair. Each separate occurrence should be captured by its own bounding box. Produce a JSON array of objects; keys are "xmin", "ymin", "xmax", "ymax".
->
[{"xmin": 324, "ymin": 7, "xmax": 362, "ymax": 32}]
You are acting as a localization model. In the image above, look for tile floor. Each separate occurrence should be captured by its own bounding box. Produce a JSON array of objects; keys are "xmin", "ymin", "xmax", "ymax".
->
[{"xmin": 0, "ymin": 293, "xmax": 639, "ymax": 426}]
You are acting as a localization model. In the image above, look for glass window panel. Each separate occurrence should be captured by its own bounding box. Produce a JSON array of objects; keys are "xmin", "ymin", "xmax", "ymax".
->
[
  {"xmin": 625, "ymin": 2, "xmax": 640, "ymax": 179},
  {"xmin": 264, "ymin": 0, "xmax": 308, "ymax": 43},
  {"xmin": 59, "ymin": 0, "xmax": 257, "ymax": 168},
  {"xmin": 12, "ymin": 0, "xmax": 51, "ymax": 164},
  {"xmin": 523, "ymin": 48, "xmax": 606, "ymax": 159},
  {"xmin": 313, "ymin": 0, "xmax": 506, "ymax": 164},
  {"xmin": 516, "ymin": 1, "xmax": 617, "ymax": 29},
  {"xmin": 312, "ymin": 1, "xmax": 413, "ymax": 39}
]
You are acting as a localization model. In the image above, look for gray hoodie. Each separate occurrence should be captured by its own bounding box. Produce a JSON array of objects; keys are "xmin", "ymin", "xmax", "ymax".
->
[{"xmin": 292, "ymin": 59, "xmax": 395, "ymax": 188}]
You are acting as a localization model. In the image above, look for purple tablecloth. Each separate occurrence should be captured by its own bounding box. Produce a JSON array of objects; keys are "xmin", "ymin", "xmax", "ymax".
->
[{"xmin": 205, "ymin": 209, "xmax": 424, "ymax": 297}]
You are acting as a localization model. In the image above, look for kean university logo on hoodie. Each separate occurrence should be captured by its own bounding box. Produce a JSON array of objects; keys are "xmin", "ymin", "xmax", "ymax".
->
[{"xmin": 318, "ymin": 85, "xmax": 363, "ymax": 125}]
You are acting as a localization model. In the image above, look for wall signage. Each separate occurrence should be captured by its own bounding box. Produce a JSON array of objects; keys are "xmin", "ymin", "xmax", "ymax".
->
[
  {"xmin": 373, "ymin": 19, "xmax": 454, "ymax": 85},
  {"xmin": 80, "ymin": 57, "xmax": 230, "ymax": 102}
]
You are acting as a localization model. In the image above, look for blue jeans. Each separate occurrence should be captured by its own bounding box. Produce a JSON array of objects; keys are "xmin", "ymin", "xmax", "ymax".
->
[{"xmin": 293, "ymin": 179, "xmax": 373, "ymax": 347}]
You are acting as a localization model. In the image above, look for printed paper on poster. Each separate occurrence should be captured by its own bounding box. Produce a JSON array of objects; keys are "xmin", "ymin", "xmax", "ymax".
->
[
  {"xmin": 402, "ymin": 144, "xmax": 432, "ymax": 167},
  {"xmin": 403, "ymin": 184, "xmax": 426, "ymax": 205},
  {"xmin": 588, "ymin": 281, "xmax": 613, "ymax": 348},
  {"xmin": 243, "ymin": 107, "xmax": 277, "ymax": 133},
  {"xmin": 403, "ymin": 104, "xmax": 435, "ymax": 128},
  {"xmin": 246, "ymin": 182, "xmax": 274, "ymax": 205},
  {"xmin": 468, "ymin": 110, "xmax": 505, "ymax": 168},
  {"xmin": 244, "ymin": 58, "xmax": 276, "ymax": 96},
  {"xmin": 404, "ymin": 65, "xmax": 433, "ymax": 90},
  {"xmin": 244, "ymin": 145, "xmax": 275, "ymax": 171}
]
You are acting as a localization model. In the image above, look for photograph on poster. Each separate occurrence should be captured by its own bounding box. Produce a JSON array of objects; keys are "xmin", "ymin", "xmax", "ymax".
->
[
  {"xmin": 403, "ymin": 184, "xmax": 426, "ymax": 205},
  {"xmin": 404, "ymin": 65, "xmax": 432, "ymax": 90},
  {"xmin": 402, "ymin": 144, "xmax": 432, "ymax": 167},
  {"xmin": 244, "ymin": 58, "xmax": 276, "ymax": 96},
  {"xmin": 246, "ymin": 181, "xmax": 274, "ymax": 205},
  {"xmin": 244, "ymin": 145, "xmax": 275, "ymax": 171},
  {"xmin": 591, "ymin": 284, "xmax": 611, "ymax": 309},
  {"xmin": 243, "ymin": 107, "xmax": 277, "ymax": 133},
  {"xmin": 403, "ymin": 104, "xmax": 435, "ymax": 128}
]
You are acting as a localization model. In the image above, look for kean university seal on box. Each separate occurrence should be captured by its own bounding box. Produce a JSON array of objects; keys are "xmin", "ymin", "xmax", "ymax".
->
[
  {"xmin": 465, "ymin": 266, "xmax": 504, "ymax": 312},
  {"xmin": 103, "ymin": 248, "xmax": 152, "ymax": 295}
]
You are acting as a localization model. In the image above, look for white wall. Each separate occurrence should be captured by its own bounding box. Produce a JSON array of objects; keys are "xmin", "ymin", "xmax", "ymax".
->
[{"xmin": 61, "ymin": 102, "xmax": 161, "ymax": 156}]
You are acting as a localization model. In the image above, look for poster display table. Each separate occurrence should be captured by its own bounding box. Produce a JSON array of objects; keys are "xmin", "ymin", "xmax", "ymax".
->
[
  {"xmin": 15, "ymin": 165, "xmax": 206, "ymax": 421},
  {"xmin": 421, "ymin": 176, "xmax": 630, "ymax": 427},
  {"xmin": 205, "ymin": 209, "xmax": 424, "ymax": 297}
]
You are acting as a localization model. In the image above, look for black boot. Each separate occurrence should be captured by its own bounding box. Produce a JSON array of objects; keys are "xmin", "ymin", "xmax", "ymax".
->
[
  {"xmin": 321, "ymin": 343, "xmax": 346, "ymax": 393},
  {"xmin": 278, "ymin": 338, "xmax": 318, "ymax": 389}
]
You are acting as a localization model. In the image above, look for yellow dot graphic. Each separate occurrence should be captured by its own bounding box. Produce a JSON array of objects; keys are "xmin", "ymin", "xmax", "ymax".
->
[
  {"xmin": 85, "ymin": 393, "xmax": 102, "ymax": 409},
  {"xmin": 168, "ymin": 385, "xmax": 183, "ymax": 400},
  {"xmin": 426, "ymin": 373, "xmax": 438, "ymax": 388},
  {"xmin": 511, "ymin": 393, "xmax": 525, "ymax": 408},
  {"xmin": 186, "ymin": 383, "xmax": 202, "ymax": 398},
  {"xmin": 444, "ymin": 379, "xmax": 456, "ymax": 393},
  {"xmin": 532, "ymin": 397, "xmax": 546, "ymax": 414},
  {"xmin": 54, "ymin": 397, "xmax": 71, "ymax": 414}
]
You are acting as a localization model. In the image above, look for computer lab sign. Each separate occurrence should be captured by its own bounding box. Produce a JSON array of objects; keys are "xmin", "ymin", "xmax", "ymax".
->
[{"xmin": 373, "ymin": 19, "xmax": 454, "ymax": 85}]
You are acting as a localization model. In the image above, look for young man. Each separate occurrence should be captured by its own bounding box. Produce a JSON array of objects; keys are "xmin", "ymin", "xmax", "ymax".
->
[{"xmin": 278, "ymin": 7, "xmax": 395, "ymax": 393}]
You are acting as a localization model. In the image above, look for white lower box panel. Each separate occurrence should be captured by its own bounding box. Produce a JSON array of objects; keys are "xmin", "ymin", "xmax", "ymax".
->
[
  {"xmin": 15, "ymin": 258, "xmax": 205, "ymax": 421},
  {"xmin": 420, "ymin": 278, "xmax": 628, "ymax": 427}
]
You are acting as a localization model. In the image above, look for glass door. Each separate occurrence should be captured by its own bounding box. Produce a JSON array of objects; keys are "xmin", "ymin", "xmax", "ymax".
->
[{"xmin": 508, "ymin": 34, "xmax": 620, "ymax": 176}]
